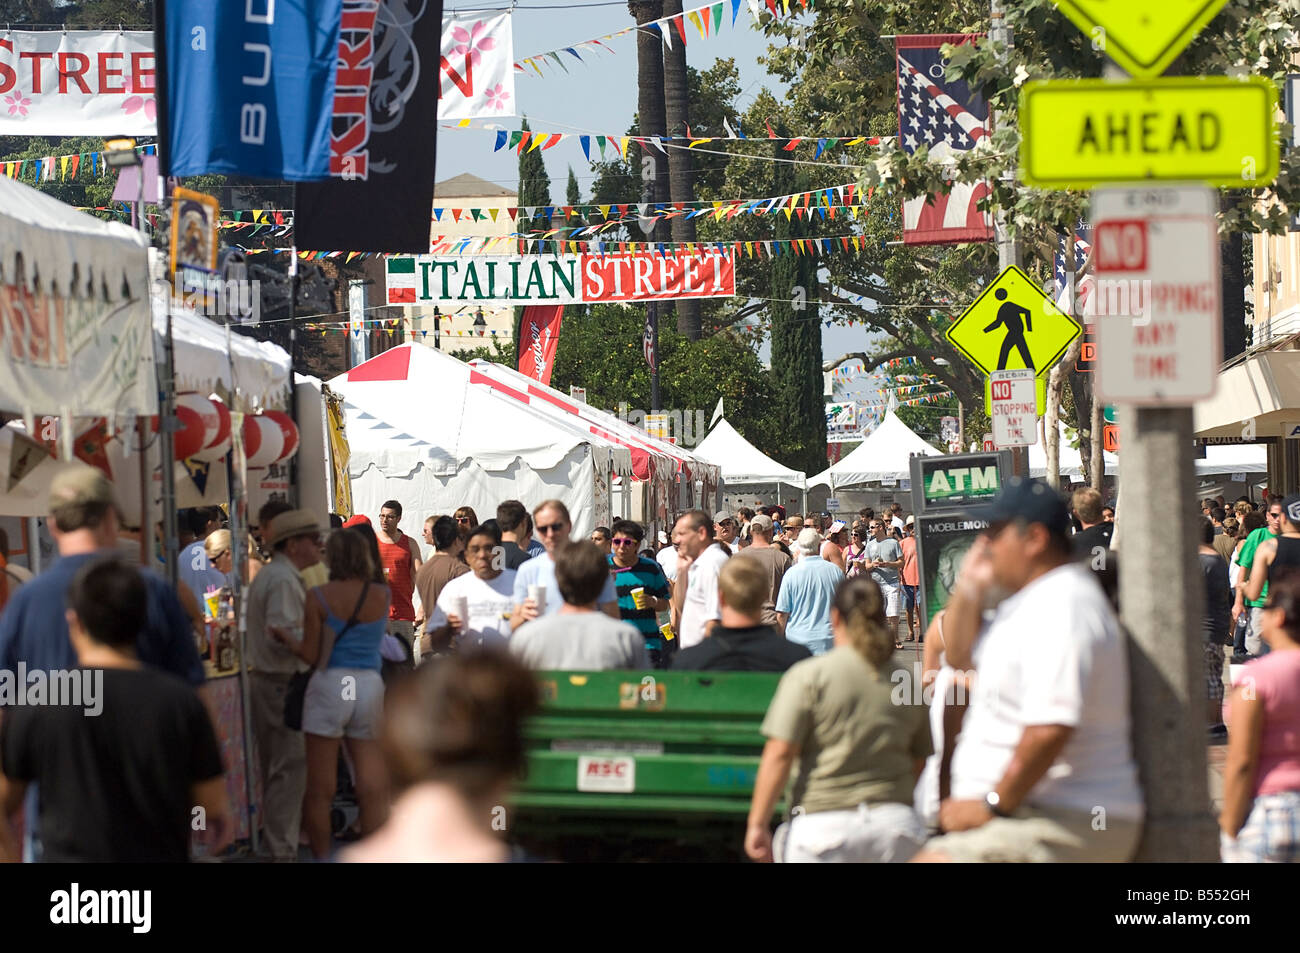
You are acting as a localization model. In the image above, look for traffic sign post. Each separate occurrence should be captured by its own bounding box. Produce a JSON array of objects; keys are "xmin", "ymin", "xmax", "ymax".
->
[
  {"xmin": 1019, "ymin": 77, "xmax": 1278, "ymax": 189},
  {"xmin": 1051, "ymin": 0, "xmax": 1231, "ymax": 78},
  {"xmin": 1092, "ymin": 186, "xmax": 1221, "ymax": 405},
  {"xmin": 989, "ymin": 369, "xmax": 1038, "ymax": 448}
]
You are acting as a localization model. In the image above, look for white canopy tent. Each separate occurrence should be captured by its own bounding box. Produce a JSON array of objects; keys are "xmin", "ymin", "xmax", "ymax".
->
[
  {"xmin": 330, "ymin": 344, "xmax": 634, "ymax": 540},
  {"xmin": 808, "ymin": 411, "xmax": 941, "ymax": 489},
  {"xmin": 1195, "ymin": 443, "xmax": 1267, "ymax": 476},
  {"xmin": 694, "ymin": 418, "xmax": 807, "ymax": 510}
]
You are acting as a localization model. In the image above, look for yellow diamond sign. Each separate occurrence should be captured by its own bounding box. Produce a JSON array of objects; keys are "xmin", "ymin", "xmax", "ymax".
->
[
  {"xmin": 1053, "ymin": 0, "xmax": 1231, "ymax": 78},
  {"xmin": 946, "ymin": 266, "xmax": 1083, "ymax": 379}
]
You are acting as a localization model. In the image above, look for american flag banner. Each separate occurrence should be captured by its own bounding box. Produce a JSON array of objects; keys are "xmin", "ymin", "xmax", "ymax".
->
[
  {"xmin": 895, "ymin": 34, "xmax": 993, "ymax": 245},
  {"xmin": 1054, "ymin": 223, "xmax": 1093, "ymax": 315}
]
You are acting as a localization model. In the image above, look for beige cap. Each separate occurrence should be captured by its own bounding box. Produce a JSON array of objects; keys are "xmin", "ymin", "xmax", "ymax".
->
[
  {"xmin": 750, "ymin": 513, "xmax": 773, "ymax": 533},
  {"xmin": 266, "ymin": 509, "xmax": 324, "ymax": 547},
  {"xmin": 49, "ymin": 465, "xmax": 120, "ymax": 514}
]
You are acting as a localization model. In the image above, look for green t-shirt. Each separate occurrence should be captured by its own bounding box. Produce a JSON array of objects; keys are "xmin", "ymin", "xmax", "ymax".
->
[
  {"xmin": 1237, "ymin": 526, "xmax": 1277, "ymax": 608},
  {"xmin": 761, "ymin": 645, "xmax": 932, "ymax": 815}
]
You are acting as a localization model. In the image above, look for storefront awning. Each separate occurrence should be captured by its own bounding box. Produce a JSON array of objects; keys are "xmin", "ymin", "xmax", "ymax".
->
[{"xmin": 1194, "ymin": 350, "xmax": 1300, "ymax": 439}]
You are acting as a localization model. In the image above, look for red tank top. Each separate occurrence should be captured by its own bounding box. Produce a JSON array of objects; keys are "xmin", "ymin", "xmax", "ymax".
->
[{"xmin": 377, "ymin": 535, "xmax": 415, "ymax": 621}]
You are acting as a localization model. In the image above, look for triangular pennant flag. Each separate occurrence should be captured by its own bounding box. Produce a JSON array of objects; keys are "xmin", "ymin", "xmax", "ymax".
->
[
  {"xmin": 494, "ymin": 130, "xmax": 509, "ymax": 152},
  {"xmin": 713, "ymin": 3, "xmax": 724, "ymax": 31},
  {"xmin": 731, "ymin": 0, "xmax": 743, "ymax": 23},
  {"xmin": 580, "ymin": 136, "xmax": 592, "ymax": 160},
  {"xmin": 674, "ymin": 14, "xmax": 688, "ymax": 43},
  {"xmin": 8, "ymin": 432, "xmax": 49, "ymax": 491}
]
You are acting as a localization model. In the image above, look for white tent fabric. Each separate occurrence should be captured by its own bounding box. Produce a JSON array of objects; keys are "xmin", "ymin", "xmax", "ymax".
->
[
  {"xmin": 693, "ymin": 418, "xmax": 805, "ymax": 487},
  {"xmin": 0, "ymin": 424, "xmax": 89, "ymax": 517},
  {"xmin": 156, "ymin": 297, "xmax": 293, "ymax": 409},
  {"xmin": 1195, "ymin": 443, "xmax": 1267, "ymax": 476},
  {"xmin": 0, "ymin": 173, "xmax": 149, "ymax": 299},
  {"xmin": 329, "ymin": 344, "xmax": 632, "ymax": 538},
  {"xmin": 0, "ymin": 175, "xmax": 156, "ymax": 419},
  {"xmin": 808, "ymin": 412, "xmax": 941, "ymax": 488}
]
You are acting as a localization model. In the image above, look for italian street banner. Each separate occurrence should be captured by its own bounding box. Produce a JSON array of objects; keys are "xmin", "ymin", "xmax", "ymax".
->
[
  {"xmin": 0, "ymin": 31, "xmax": 157, "ymax": 136},
  {"xmin": 296, "ymin": 0, "xmax": 446, "ymax": 253},
  {"xmin": 439, "ymin": 12, "xmax": 515, "ymax": 119},
  {"xmin": 517, "ymin": 305, "xmax": 563, "ymax": 386},
  {"xmin": 163, "ymin": 0, "xmax": 343, "ymax": 180},
  {"xmin": 386, "ymin": 250, "xmax": 736, "ymax": 305}
]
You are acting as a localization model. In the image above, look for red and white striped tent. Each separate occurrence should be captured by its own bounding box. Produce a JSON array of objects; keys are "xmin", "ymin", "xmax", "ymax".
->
[{"xmin": 329, "ymin": 344, "xmax": 635, "ymax": 539}]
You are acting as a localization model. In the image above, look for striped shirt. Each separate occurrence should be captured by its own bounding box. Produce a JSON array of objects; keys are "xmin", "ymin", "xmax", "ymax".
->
[{"xmin": 608, "ymin": 555, "xmax": 671, "ymax": 650}]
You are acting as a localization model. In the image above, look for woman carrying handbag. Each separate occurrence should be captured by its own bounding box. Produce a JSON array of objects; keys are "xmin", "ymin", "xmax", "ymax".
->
[{"xmin": 274, "ymin": 528, "xmax": 391, "ymax": 860}]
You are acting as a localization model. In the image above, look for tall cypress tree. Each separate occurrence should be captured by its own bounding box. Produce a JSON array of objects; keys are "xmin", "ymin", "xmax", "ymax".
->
[{"xmin": 768, "ymin": 140, "xmax": 826, "ymax": 476}]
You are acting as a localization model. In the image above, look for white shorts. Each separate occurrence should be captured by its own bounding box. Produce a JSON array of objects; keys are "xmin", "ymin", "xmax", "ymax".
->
[
  {"xmin": 774, "ymin": 802, "xmax": 926, "ymax": 863},
  {"xmin": 877, "ymin": 581, "xmax": 900, "ymax": 617},
  {"xmin": 301, "ymin": 668, "xmax": 384, "ymax": 740}
]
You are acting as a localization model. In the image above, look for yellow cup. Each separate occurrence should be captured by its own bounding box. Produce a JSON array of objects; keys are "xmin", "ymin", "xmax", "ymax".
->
[
  {"xmin": 204, "ymin": 591, "xmax": 220, "ymax": 619},
  {"xmin": 631, "ymin": 587, "xmax": 648, "ymax": 610}
]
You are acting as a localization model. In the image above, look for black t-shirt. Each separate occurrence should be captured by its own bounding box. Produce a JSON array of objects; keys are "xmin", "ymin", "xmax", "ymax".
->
[
  {"xmin": 1198, "ymin": 552, "xmax": 1231, "ymax": 643},
  {"xmin": 1, "ymin": 666, "xmax": 223, "ymax": 862},
  {"xmin": 1071, "ymin": 523, "xmax": 1113, "ymax": 559},
  {"xmin": 671, "ymin": 624, "xmax": 812, "ymax": 673},
  {"xmin": 500, "ymin": 540, "xmax": 531, "ymax": 571}
]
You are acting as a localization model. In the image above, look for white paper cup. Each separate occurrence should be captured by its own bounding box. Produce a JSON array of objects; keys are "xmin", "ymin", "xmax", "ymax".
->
[
  {"xmin": 452, "ymin": 595, "xmax": 469, "ymax": 629},
  {"xmin": 528, "ymin": 584, "xmax": 546, "ymax": 614}
]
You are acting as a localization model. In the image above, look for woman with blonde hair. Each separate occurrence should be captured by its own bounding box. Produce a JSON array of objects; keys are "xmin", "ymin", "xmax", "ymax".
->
[{"xmin": 746, "ymin": 576, "xmax": 933, "ymax": 863}]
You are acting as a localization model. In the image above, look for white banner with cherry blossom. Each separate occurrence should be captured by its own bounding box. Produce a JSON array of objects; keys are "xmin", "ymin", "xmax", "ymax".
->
[
  {"xmin": 438, "ymin": 13, "xmax": 515, "ymax": 120},
  {"xmin": 0, "ymin": 31, "xmax": 157, "ymax": 135}
]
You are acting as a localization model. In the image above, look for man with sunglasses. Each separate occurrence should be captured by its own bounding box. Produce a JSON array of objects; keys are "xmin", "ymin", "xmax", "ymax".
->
[
  {"xmin": 1235, "ymin": 499, "xmax": 1284, "ymax": 661},
  {"xmin": 913, "ymin": 479, "xmax": 1141, "ymax": 863},
  {"xmin": 511, "ymin": 500, "xmax": 619, "ymax": 630},
  {"xmin": 606, "ymin": 520, "xmax": 673, "ymax": 666}
]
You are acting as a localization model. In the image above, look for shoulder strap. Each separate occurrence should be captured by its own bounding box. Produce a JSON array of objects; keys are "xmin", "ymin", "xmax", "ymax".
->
[{"xmin": 317, "ymin": 582, "xmax": 372, "ymax": 670}]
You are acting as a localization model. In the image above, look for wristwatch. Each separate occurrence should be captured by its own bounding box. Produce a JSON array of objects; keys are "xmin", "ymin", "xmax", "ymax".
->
[{"xmin": 985, "ymin": 791, "xmax": 1010, "ymax": 818}]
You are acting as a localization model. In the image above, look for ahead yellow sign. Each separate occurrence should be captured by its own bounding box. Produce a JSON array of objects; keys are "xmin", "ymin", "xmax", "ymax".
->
[
  {"xmin": 947, "ymin": 266, "xmax": 1083, "ymax": 379},
  {"xmin": 1020, "ymin": 77, "xmax": 1278, "ymax": 189},
  {"xmin": 1053, "ymin": 0, "xmax": 1230, "ymax": 78}
]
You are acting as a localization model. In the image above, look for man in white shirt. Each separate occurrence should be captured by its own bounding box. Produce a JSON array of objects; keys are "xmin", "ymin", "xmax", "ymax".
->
[
  {"xmin": 511, "ymin": 500, "xmax": 618, "ymax": 630},
  {"xmin": 671, "ymin": 510, "xmax": 730, "ymax": 649},
  {"xmin": 429, "ymin": 521, "xmax": 517, "ymax": 651},
  {"xmin": 914, "ymin": 478, "xmax": 1142, "ymax": 863},
  {"xmin": 511, "ymin": 541, "xmax": 648, "ymax": 670}
]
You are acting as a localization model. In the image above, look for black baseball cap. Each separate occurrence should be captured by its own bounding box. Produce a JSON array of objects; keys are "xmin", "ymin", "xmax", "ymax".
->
[
  {"xmin": 985, "ymin": 477, "xmax": 1072, "ymax": 537},
  {"xmin": 1284, "ymin": 494, "xmax": 1300, "ymax": 526}
]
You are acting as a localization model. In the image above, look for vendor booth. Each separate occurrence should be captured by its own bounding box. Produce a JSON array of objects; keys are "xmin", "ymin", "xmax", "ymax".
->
[
  {"xmin": 693, "ymin": 417, "xmax": 807, "ymax": 514},
  {"xmin": 464, "ymin": 359, "xmax": 722, "ymax": 540},
  {"xmin": 331, "ymin": 344, "xmax": 636, "ymax": 540}
]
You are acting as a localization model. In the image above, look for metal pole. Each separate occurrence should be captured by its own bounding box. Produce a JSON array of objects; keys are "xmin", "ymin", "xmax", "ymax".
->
[
  {"xmin": 287, "ymin": 225, "xmax": 300, "ymax": 508},
  {"xmin": 990, "ymin": 0, "xmax": 1027, "ymax": 477},
  {"xmin": 649, "ymin": 299, "xmax": 660, "ymax": 413}
]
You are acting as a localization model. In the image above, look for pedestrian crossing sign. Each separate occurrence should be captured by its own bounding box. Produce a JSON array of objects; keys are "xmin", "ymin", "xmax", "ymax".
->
[{"xmin": 946, "ymin": 265, "xmax": 1083, "ymax": 379}]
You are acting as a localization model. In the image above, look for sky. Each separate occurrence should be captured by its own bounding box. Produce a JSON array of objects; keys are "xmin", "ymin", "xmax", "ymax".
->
[{"xmin": 438, "ymin": 1, "xmax": 880, "ymax": 368}]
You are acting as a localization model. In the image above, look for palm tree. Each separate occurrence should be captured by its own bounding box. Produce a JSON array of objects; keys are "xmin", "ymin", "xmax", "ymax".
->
[{"xmin": 660, "ymin": 0, "xmax": 700, "ymax": 339}]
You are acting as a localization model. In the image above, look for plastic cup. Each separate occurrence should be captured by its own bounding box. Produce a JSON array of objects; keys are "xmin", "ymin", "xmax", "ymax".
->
[
  {"xmin": 452, "ymin": 595, "xmax": 469, "ymax": 630},
  {"xmin": 204, "ymin": 590, "xmax": 220, "ymax": 619},
  {"xmin": 631, "ymin": 587, "xmax": 648, "ymax": 610},
  {"xmin": 528, "ymin": 584, "xmax": 546, "ymax": 614}
]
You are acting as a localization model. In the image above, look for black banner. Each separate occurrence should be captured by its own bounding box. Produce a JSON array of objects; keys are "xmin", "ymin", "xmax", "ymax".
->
[{"xmin": 295, "ymin": 0, "xmax": 444, "ymax": 253}]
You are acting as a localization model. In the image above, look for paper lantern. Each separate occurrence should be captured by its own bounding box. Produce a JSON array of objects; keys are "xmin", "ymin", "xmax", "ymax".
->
[
  {"xmin": 243, "ymin": 414, "xmax": 284, "ymax": 468},
  {"xmin": 172, "ymin": 404, "xmax": 207, "ymax": 460},
  {"xmin": 193, "ymin": 397, "xmax": 232, "ymax": 462},
  {"xmin": 261, "ymin": 410, "xmax": 299, "ymax": 463}
]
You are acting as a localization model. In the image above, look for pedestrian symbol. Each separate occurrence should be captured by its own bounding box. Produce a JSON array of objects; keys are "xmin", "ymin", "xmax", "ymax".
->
[
  {"xmin": 946, "ymin": 265, "xmax": 1082, "ymax": 379},
  {"xmin": 984, "ymin": 289, "xmax": 1034, "ymax": 371}
]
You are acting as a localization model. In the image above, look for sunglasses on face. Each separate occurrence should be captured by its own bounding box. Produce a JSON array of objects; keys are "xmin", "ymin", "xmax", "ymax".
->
[
  {"xmin": 612, "ymin": 537, "xmax": 638, "ymax": 547},
  {"xmin": 538, "ymin": 522, "xmax": 567, "ymax": 535},
  {"xmin": 456, "ymin": 516, "xmax": 472, "ymax": 523}
]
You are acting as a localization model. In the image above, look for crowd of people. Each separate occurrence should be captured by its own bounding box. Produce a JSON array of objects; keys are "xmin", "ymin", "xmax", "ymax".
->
[{"xmin": 0, "ymin": 464, "xmax": 1296, "ymax": 865}]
